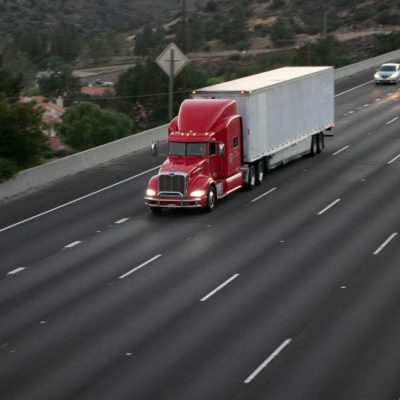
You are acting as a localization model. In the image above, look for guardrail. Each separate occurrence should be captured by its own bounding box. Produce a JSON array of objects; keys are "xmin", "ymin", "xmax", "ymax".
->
[
  {"xmin": 0, "ymin": 124, "xmax": 167, "ymax": 200},
  {"xmin": 334, "ymin": 49, "xmax": 400, "ymax": 80},
  {"xmin": 1, "ymin": 48, "xmax": 400, "ymax": 201}
]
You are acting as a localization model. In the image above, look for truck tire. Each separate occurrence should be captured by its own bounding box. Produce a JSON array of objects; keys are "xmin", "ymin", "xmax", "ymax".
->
[
  {"xmin": 310, "ymin": 135, "xmax": 318, "ymax": 157},
  {"xmin": 205, "ymin": 186, "xmax": 217, "ymax": 212},
  {"xmin": 316, "ymin": 133, "xmax": 323, "ymax": 154},
  {"xmin": 245, "ymin": 165, "xmax": 256, "ymax": 190},
  {"xmin": 256, "ymin": 160, "xmax": 265, "ymax": 185}
]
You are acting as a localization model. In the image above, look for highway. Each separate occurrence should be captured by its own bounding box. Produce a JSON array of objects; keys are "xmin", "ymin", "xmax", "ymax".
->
[{"xmin": 1, "ymin": 67, "xmax": 400, "ymax": 400}]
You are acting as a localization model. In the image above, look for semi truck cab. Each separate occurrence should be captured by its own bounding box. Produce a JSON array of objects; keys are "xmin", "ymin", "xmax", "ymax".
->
[{"xmin": 145, "ymin": 98, "xmax": 244, "ymax": 212}]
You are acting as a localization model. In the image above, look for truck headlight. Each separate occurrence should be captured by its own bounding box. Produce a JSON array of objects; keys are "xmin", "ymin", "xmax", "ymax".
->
[
  {"xmin": 146, "ymin": 188, "xmax": 156, "ymax": 196},
  {"xmin": 190, "ymin": 190, "xmax": 205, "ymax": 197}
]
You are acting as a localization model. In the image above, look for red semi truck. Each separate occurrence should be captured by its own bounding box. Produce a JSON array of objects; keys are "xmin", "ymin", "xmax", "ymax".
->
[{"xmin": 145, "ymin": 67, "xmax": 334, "ymax": 212}]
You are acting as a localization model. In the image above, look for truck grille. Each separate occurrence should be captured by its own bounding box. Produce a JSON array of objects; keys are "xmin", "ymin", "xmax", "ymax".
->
[{"xmin": 158, "ymin": 174, "xmax": 186, "ymax": 196}]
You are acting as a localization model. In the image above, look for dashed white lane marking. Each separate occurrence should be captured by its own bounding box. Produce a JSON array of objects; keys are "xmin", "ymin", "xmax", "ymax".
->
[
  {"xmin": 251, "ymin": 187, "xmax": 278, "ymax": 203},
  {"xmin": 373, "ymin": 233, "xmax": 398, "ymax": 255},
  {"xmin": 7, "ymin": 267, "xmax": 26, "ymax": 276},
  {"xmin": 387, "ymin": 92, "xmax": 393, "ymax": 96},
  {"xmin": 386, "ymin": 116, "xmax": 399, "ymax": 125},
  {"xmin": 363, "ymin": 104, "xmax": 369, "ymax": 107},
  {"xmin": 115, "ymin": 218, "xmax": 129, "ymax": 224},
  {"xmin": 376, "ymin": 98, "xmax": 381, "ymax": 102},
  {"xmin": 317, "ymin": 199, "xmax": 341, "ymax": 216},
  {"xmin": 118, "ymin": 254, "xmax": 162, "ymax": 279},
  {"xmin": 335, "ymin": 80, "xmax": 374, "ymax": 97},
  {"xmin": 348, "ymin": 110, "xmax": 355, "ymax": 114},
  {"xmin": 64, "ymin": 241, "xmax": 82, "ymax": 249},
  {"xmin": 200, "ymin": 274, "xmax": 240, "ymax": 302},
  {"xmin": 332, "ymin": 145, "xmax": 350, "ymax": 156},
  {"xmin": 388, "ymin": 153, "xmax": 400, "ymax": 165},
  {"xmin": 0, "ymin": 165, "xmax": 162, "ymax": 234},
  {"xmin": 244, "ymin": 338, "xmax": 292, "ymax": 384}
]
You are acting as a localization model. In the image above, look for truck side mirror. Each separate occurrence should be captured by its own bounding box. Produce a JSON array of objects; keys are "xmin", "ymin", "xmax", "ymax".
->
[
  {"xmin": 218, "ymin": 143, "xmax": 225, "ymax": 157},
  {"xmin": 151, "ymin": 141, "xmax": 159, "ymax": 157}
]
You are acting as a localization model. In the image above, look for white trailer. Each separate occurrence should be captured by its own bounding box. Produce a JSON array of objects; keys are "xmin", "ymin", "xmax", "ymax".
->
[{"xmin": 193, "ymin": 67, "xmax": 335, "ymax": 170}]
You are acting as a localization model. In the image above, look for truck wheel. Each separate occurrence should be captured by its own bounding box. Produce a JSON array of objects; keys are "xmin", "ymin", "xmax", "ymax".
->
[
  {"xmin": 316, "ymin": 133, "xmax": 323, "ymax": 154},
  {"xmin": 310, "ymin": 135, "xmax": 318, "ymax": 157},
  {"xmin": 206, "ymin": 186, "xmax": 217, "ymax": 212},
  {"xmin": 256, "ymin": 160, "xmax": 265, "ymax": 185},
  {"xmin": 245, "ymin": 165, "xmax": 256, "ymax": 190}
]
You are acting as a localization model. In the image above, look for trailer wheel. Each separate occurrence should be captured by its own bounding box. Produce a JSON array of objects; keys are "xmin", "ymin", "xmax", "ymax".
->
[
  {"xmin": 256, "ymin": 160, "xmax": 265, "ymax": 185},
  {"xmin": 310, "ymin": 135, "xmax": 318, "ymax": 157},
  {"xmin": 316, "ymin": 133, "xmax": 323, "ymax": 154},
  {"xmin": 205, "ymin": 186, "xmax": 217, "ymax": 212},
  {"xmin": 246, "ymin": 165, "xmax": 256, "ymax": 190}
]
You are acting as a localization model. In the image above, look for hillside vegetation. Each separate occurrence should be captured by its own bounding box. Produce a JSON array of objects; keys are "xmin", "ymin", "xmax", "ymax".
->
[{"xmin": 0, "ymin": 0, "xmax": 399, "ymax": 53}]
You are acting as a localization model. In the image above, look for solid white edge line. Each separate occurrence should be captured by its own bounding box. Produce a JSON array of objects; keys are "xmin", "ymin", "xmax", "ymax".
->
[
  {"xmin": 244, "ymin": 338, "xmax": 292, "ymax": 384},
  {"xmin": 388, "ymin": 154, "xmax": 400, "ymax": 165},
  {"xmin": 373, "ymin": 233, "xmax": 398, "ymax": 255},
  {"xmin": 332, "ymin": 145, "xmax": 350, "ymax": 156},
  {"xmin": 386, "ymin": 117, "xmax": 399, "ymax": 125},
  {"xmin": 0, "ymin": 165, "xmax": 162, "ymax": 234},
  {"xmin": 7, "ymin": 267, "xmax": 26, "ymax": 276},
  {"xmin": 119, "ymin": 254, "xmax": 162, "ymax": 279},
  {"xmin": 251, "ymin": 187, "xmax": 278, "ymax": 203},
  {"xmin": 317, "ymin": 199, "xmax": 341, "ymax": 216},
  {"xmin": 200, "ymin": 274, "xmax": 240, "ymax": 302},
  {"xmin": 335, "ymin": 80, "xmax": 374, "ymax": 97},
  {"xmin": 64, "ymin": 241, "xmax": 82, "ymax": 249}
]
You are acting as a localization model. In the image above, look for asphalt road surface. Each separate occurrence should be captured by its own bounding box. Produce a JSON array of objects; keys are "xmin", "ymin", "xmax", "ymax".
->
[{"xmin": 1, "ymin": 66, "xmax": 400, "ymax": 400}]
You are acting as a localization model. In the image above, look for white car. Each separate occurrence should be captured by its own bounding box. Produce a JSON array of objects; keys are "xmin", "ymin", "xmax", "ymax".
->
[{"xmin": 374, "ymin": 63, "xmax": 400, "ymax": 84}]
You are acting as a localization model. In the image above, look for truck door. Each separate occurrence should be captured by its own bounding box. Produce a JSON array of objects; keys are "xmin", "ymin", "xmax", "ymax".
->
[{"xmin": 208, "ymin": 140, "xmax": 218, "ymax": 179}]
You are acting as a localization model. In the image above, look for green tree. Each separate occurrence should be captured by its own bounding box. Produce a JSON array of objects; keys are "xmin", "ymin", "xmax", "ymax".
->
[
  {"xmin": 221, "ymin": 3, "xmax": 249, "ymax": 46},
  {"xmin": 115, "ymin": 60, "xmax": 207, "ymax": 128},
  {"xmin": 293, "ymin": 35, "xmax": 350, "ymax": 67},
  {"xmin": 1, "ymin": 41, "xmax": 34, "ymax": 84},
  {"xmin": 270, "ymin": 17, "xmax": 295, "ymax": 47},
  {"xmin": 116, "ymin": 60, "xmax": 168, "ymax": 123},
  {"xmin": 38, "ymin": 69, "xmax": 80, "ymax": 98},
  {"xmin": 204, "ymin": 0, "xmax": 217, "ymax": 12},
  {"xmin": 0, "ymin": 97, "xmax": 48, "ymax": 180},
  {"xmin": 135, "ymin": 25, "xmax": 166, "ymax": 57},
  {"xmin": 373, "ymin": 33, "xmax": 400, "ymax": 56},
  {"xmin": 51, "ymin": 21, "xmax": 81, "ymax": 63},
  {"xmin": 16, "ymin": 30, "xmax": 47, "ymax": 64},
  {"xmin": 0, "ymin": 68, "xmax": 23, "ymax": 98},
  {"xmin": 57, "ymin": 102, "xmax": 133, "ymax": 151}
]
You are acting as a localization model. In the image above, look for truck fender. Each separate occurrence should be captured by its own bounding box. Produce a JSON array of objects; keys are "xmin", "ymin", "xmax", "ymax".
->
[{"xmin": 189, "ymin": 175, "xmax": 214, "ymax": 196}]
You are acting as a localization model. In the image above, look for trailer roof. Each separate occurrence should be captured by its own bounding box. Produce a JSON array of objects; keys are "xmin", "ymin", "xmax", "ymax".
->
[{"xmin": 195, "ymin": 66, "xmax": 332, "ymax": 94}]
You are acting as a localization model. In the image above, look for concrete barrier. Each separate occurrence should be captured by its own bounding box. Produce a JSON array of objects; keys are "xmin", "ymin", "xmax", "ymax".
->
[
  {"xmin": 2, "ymin": 48, "xmax": 400, "ymax": 200},
  {"xmin": 0, "ymin": 124, "xmax": 167, "ymax": 200},
  {"xmin": 335, "ymin": 49, "xmax": 400, "ymax": 80}
]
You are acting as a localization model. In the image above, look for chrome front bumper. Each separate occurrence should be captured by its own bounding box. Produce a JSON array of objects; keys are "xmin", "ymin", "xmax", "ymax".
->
[{"xmin": 145, "ymin": 197, "xmax": 204, "ymax": 208}]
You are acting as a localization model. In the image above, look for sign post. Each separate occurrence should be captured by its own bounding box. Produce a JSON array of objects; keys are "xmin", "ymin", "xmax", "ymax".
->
[{"xmin": 156, "ymin": 43, "xmax": 189, "ymax": 120}]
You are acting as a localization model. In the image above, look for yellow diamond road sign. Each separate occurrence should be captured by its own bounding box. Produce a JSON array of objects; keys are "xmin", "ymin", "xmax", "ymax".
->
[{"xmin": 156, "ymin": 43, "xmax": 189, "ymax": 78}]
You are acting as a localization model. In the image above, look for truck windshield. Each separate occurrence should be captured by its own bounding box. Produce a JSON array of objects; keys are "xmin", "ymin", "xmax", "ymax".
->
[{"xmin": 169, "ymin": 142, "xmax": 207, "ymax": 156}]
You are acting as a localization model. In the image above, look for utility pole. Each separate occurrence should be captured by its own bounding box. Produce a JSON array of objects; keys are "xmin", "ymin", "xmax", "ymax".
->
[
  {"xmin": 181, "ymin": 0, "xmax": 187, "ymax": 52},
  {"xmin": 323, "ymin": 11, "xmax": 328, "ymax": 38}
]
